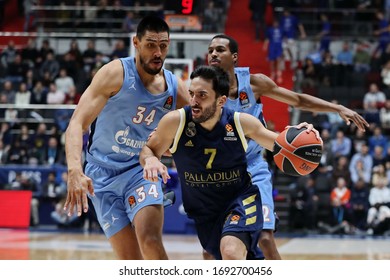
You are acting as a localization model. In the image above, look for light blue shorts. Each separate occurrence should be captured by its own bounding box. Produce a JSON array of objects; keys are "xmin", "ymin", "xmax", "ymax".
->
[
  {"xmin": 247, "ymin": 157, "xmax": 276, "ymax": 231},
  {"xmin": 85, "ymin": 161, "xmax": 163, "ymax": 238}
]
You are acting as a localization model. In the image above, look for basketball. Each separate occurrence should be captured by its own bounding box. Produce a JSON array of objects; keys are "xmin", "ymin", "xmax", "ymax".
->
[{"xmin": 273, "ymin": 127, "xmax": 323, "ymax": 176}]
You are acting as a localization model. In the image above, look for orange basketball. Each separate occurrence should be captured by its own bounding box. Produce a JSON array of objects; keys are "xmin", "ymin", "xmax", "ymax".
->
[{"xmin": 273, "ymin": 127, "xmax": 323, "ymax": 176}]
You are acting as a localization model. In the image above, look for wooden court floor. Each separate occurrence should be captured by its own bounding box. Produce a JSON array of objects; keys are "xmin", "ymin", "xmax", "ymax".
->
[{"xmin": 0, "ymin": 228, "xmax": 389, "ymax": 260}]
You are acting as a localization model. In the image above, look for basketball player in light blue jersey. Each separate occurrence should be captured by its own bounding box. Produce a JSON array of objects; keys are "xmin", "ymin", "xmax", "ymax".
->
[
  {"xmin": 206, "ymin": 34, "xmax": 369, "ymax": 259},
  {"xmin": 64, "ymin": 16, "xmax": 190, "ymax": 260}
]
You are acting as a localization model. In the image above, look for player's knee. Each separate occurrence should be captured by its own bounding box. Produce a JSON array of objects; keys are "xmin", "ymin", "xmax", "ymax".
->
[
  {"xmin": 138, "ymin": 234, "xmax": 163, "ymax": 251},
  {"xmin": 220, "ymin": 241, "xmax": 246, "ymax": 260},
  {"xmin": 259, "ymin": 230, "xmax": 274, "ymax": 247}
]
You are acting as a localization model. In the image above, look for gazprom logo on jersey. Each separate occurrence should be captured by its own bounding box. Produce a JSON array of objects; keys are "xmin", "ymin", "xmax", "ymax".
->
[{"xmin": 112, "ymin": 126, "xmax": 147, "ymax": 155}]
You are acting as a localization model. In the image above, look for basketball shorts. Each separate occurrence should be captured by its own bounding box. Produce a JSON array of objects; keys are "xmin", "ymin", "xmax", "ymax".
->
[
  {"xmin": 85, "ymin": 161, "xmax": 164, "ymax": 238},
  {"xmin": 194, "ymin": 185, "xmax": 264, "ymax": 260},
  {"xmin": 247, "ymin": 157, "xmax": 276, "ymax": 231}
]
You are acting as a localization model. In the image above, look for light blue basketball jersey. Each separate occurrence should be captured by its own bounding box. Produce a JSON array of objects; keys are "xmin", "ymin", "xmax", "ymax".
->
[
  {"xmin": 224, "ymin": 67, "xmax": 276, "ymax": 230},
  {"xmin": 86, "ymin": 57, "xmax": 178, "ymax": 169}
]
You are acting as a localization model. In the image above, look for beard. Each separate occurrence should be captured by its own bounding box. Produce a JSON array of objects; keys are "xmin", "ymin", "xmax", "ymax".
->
[
  {"xmin": 192, "ymin": 101, "xmax": 217, "ymax": 123},
  {"xmin": 139, "ymin": 56, "xmax": 163, "ymax": 75}
]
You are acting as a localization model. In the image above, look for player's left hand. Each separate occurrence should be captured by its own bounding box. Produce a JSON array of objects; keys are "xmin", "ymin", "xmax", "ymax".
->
[
  {"xmin": 337, "ymin": 105, "xmax": 369, "ymax": 132},
  {"xmin": 287, "ymin": 122, "xmax": 321, "ymax": 142}
]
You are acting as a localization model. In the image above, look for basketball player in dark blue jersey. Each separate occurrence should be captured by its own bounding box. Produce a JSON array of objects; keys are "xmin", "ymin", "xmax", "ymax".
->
[
  {"xmin": 206, "ymin": 34, "xmax": 369, "ymax": 259},
  {"xmin": 63, "ymin": 16, "xmax": 190, "ymax": 259},
  {"xmin": 140, "ymin": 65, "xmax": 318, "ymax": 259}
]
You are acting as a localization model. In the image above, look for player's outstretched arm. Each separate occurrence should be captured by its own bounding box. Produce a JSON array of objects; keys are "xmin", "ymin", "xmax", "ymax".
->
[
  {"xmin": 140, "ymin": 110, "xmax": 181, "ymax": 183},
  {"xmin": 250, "ymin": 74, "xmax": 369, "ymax": 131}
]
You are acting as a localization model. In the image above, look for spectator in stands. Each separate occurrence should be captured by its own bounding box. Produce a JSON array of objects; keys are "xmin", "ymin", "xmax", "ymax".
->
[
  {"xmin": 55, "ymin": 68, "xmax": 75, "ymax": 95},
  {"xmin": 4, "ymin": 107, "xmax": 18, "ymax": 125},
  {"xmin": 203, "ymin": 0, "xmax": 221, "ymax": 33},
  {"xmin": 1, "ymin": 80, "xmax": 16, "ymax": 104},
  {"xmin": 42, "ymin": 171, "xmax": 61, "ymax": 202},
  {"xmin": 64, "ymin": 86, "xmax": 81, "ymax": 105},
  {"xmin": 66, "ymin": 39, "xmax": 83, "ymax": 70},
  {"xmin": 348, "ymin": 178, "xmax": 370, "ymax": 230},
  {"xmin": 97, "ymin": 0, "xmax": 112, "ymax": 30},
  {"xmin": 122, "ymin": 11, "xmax": 136, "ymax": 33},
  {"xmin": 30, "ymin": 80, "xmax": 48, "ymax": 104},
  {"xmin": 82, "ymin": 40, "xmax": 98, "ymax": 73},
  {"xmin": 354, "ymin": 41, "xmax": 371, "ymax": 73},
  {"xmin": 381, "ymin": 60, "xmax": 390, "ymax": 88},
  {"xmin": 46, "ymin": 83, "xmax": 65, "ymax": 104},
  {"xmin": 367, "ymin": 163, "xmax": 390, "ymax": 235},
  {"xmin": 83, "ymin": 0, "xmax": 97, "ymax": 29},
  {"xmin": 335, "ymin": 41, "xmax": 354, "ymax": 86},
  {"xmin": 317, "ymin": 13, "xmax": 331, "ymax": 53},
  {"xmin": 72, "ymin": 0, "xmax": 84, "ymax": 29},
  {"xmin": 331, "ymin": 130, "xmax": 352, "ymax": 161},
  {"xmin": 58, "ymin": 52, "xmax": 79, "ymax": 83},
  {"xmin": 330, "ymin": 177, "xmax": 351, "ymax": 225},
  {"xmin": 111, "ymin": 40, "xmax": 129, "ymax": 60},
  {"xmin": 1, "ymin": 40, "xmax": 18, "ymax": 70},
  {"xmin": 263, "ymin": 19, "xmax": 284, "ymax": 84},
  {"xmin": 301, "ymin": 58, "xmax": 318, "ymax": 89},
  {"xmin": 112, "ymin": 0, "xmax": 126, "ymax": 30},
  {"xmin": 279, "ymin": 8, "xmax": 306, "ymax": 66},
  {"xmin": 6, "ymin": 53, "xmax": 29, "ymax": 83},
  {"xmin": 30, "ymin": 123, "xmax": 48, "ymax": 165},
  {"xmin": 319, "ymin": 128, "xmax": 334, "ymax": 168},
  {"xmin": 349, "ymin": 143, "xmax": 373, "ymax": 185},
  {"xmin": 54, "ymin": 105, "xmax": 73, "ymax": 133},
  {"xmin": 319, "ymin": 51, "xmax": 336, "ymax": 86},
  {"xmin": 0, "ymin": 122, "xmax": 12, "ymax": 148},
  {"xmin": 39, "ymin": 51, "xmax": 60, "ymax": 81},
  {"xmin": 7, "ymin": 138, "xmax": 29, "ymax": 164},
  {"xmin": 373, "ymin": 11, "xmax": 390, "ymax": 58},
  {"xmin": 332, "ymin": 155, "xmax": 352, "ymax": 186},
  {"xmin": 363, "ymin": 99, "xmax": 381, "ymax": 127},
  {"xmin": 363, "ymin": 83, "xmax": 386, "ymax": 110},
  {"xmin": 14, "ymin": 82, "xmax": 32, "ymax": 105},
  {"xmin": 0, "ymin": 139, "xmax": 8, "ymax": 164},
  {"xmin": 368, "ymin": 126, "xmax": 388, "ymax": 157},
  {"xmin": 380, "ymin": 99, "xmax": 390, "ymax": 129},
  {"xmin": 372, "ymin": 145, "xmax": 387, "ymax": 167},
  {"xmin": 38, "ymin": 39, "xmax": 54, "ymax": 66},
  {"xmin": 44, "ymin": 136, "xmax": 63, "ymax": 165},
  {"xmin": 24, "ymin": 69, "xmax": 36, "ymax": 91},
  {"xmin": 21, "ymin": 39, "xmax": 39, "ymax": 69},
  {"xmin": 325, "ymin": 99, "xmax": 345, "ymax": 138}
]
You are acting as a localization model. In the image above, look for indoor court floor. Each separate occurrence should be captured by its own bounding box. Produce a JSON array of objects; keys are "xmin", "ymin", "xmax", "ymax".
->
[{"xmin": 0, "ymin": 228, "xmax": 389, "ymax": 260}]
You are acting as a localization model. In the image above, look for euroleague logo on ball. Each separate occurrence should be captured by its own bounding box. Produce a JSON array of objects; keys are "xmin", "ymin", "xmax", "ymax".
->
[{"xmin": 273, "ymin": 127, "xmax": 323, "ymax": 176}]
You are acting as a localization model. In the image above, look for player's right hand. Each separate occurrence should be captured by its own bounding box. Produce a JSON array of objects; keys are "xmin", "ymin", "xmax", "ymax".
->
[
  {"xmin": 143, "ymin": 156, "xmax": 170, "ymax": 184},
  {"xmin": 64, "ymin": 169, "xmax": 94, "ymax": 217}
]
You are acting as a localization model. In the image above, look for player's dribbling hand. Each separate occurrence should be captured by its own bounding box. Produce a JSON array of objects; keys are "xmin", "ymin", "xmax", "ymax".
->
[{"xmin": 287, "ymin": 122, "xmax": 321, "ymax": 142}]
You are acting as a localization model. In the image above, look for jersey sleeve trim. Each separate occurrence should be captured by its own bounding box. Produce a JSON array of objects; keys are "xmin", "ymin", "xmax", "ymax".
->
[
  {"xmin": 234, "ymin": 112, "xmax": 248, "ymax": 152},
  {"xmin": 169, "ymin": 108, "xmax": 186, "ymax": 154}
]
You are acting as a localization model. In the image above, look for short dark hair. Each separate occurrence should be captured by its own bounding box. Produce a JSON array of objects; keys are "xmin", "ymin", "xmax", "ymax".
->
[
  {"xmin": 136, "ymin": 15, "xmax": 170, "ymax": 39},
  {"xmin": 211, "ymin": 34, "xmax": 239, "ymax": 54},
  {"xmin": 190, "ymin": 66, "xmax": 229, "ymax": 98}
]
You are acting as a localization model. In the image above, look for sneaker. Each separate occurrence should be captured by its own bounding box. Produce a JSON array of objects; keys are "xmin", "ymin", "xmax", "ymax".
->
[{"xmin": 163, "ymin": 190, "xmax": 176, "ymax": 208}]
